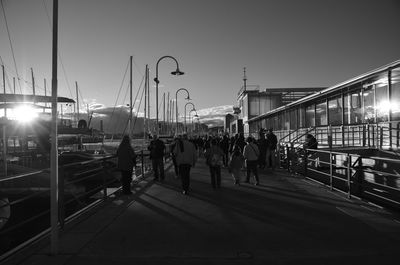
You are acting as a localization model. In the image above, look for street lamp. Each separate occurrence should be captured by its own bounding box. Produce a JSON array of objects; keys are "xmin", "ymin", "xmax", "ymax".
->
[
  {"xmin": 154, "ymin": 55, "xmax": 184, "ymax": 134},
  {"xmin": 184, "ymin": 102, "xmax": 195, "ymax": 132},
  {"xmin": 189, "ymin": 109, "xmax": 198, "ymax": 133},
  {"xmin": 175, "ymin": 88, "xmax": 191, "ymax": 134}
]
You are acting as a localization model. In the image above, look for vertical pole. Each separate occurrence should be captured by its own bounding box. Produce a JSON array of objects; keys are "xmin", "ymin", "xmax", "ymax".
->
[
  {"xmin": 176, "ymin": 92, "xmax": 178, "ymax": 134},
  {"xmin": 44, "ymin": 78, "xmax": 47, "ymax": 112},
  {"xmin": 347, "ymin": 154, "xmax": 351, "ymax": 199},
  {"xmin": 147, "ymin": 66, "xmax": 150, "ymax": 133},
  {"xmin": 50, "ymin": 0, "xmax": 59, "ymax": 255},
  {"xmin": 75, "ymin": 81, "xmax": 79, "ymax": 122},
  {"xmin": 2, "ymin": 65, "xmax": 7, "ymax": 177},
  {"xmin": 144, "ymin": 65, "xmax": 148, "ymax": 140},
  {"xmin": 167, "ymin": 92, "xmax": 170, "ymax": 134},
  {"xmin": 163, "ymin": 92, "xmax": 165, "ymax": 135},
  {"xmin": 329, "ymin": 152, "xmax": 333, "ymax": 190},
  {"xmin": 2, "ymin": 65, "xmax": 6, "ymax": 117},
  {"xmin": 31, "ymin": 68, "xmax": 35, "ymax": 98},
  {"xmin": 13, "ymin": 77, "xmax": 15, "ymax": 94},
  {"xmin": 129, "ymin": 56, "xmax": 133, "ymax": 138}
]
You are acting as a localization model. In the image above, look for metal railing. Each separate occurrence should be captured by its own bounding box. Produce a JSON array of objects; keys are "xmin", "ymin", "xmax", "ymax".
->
[
  {"xmin": 0, "ymin": 150, "xmax": 153, "ymax": 260},
  {"xmin": 280, "ymin": 145, "xmax": 400, "ymax": 209}
]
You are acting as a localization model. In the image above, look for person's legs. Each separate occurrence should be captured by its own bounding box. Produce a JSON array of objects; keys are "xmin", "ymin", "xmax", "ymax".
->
[
  {"xmin": 180, "ymin": 164, "xmax": 191, "ymax": 193},
  {"xmin": 152, "ymin": 159, "xmax": 159, "ymax": 180},
  {"xmin": 158, "ymin": 158, "xmax": 165, "ymax": 180},
  {"xmin": 210, "ymin": 166, "xmax": 216, "ymax": 189},
  {"xmin": 246, "ymin": 162, "xmax": 251, "ymax": 183},
  {"xmin": 216, "ymin": 166, "xmax": 221, "ymax": 188},
  {"xmin": 121, "ymin": 170, "xmax": 132, "ymax": 194}
]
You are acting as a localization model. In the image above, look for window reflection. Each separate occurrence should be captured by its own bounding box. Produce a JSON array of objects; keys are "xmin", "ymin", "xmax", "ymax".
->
[
  {"xmin": 328, "ymin": 96, "xmax": 342, "ymax": 125},
  {"xmin": 305, "ymin": 104, "xmax": 315, "ymax": 127},
  {"xmin": 363, "ymin": 86, "xmax": 374, "ymax": 123},
  {"xmin": 315, "ymin": 101, "xmax": 327, "ymax": 126},
  {"xmin": 391, "ymin": 67, "xmax": 400, "ymax": 121}
]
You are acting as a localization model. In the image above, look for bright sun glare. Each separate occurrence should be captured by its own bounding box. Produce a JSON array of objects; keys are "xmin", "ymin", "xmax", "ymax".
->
[{"xmin": 12, "ymin": 105, "xmax": 39, "ymax": 123}]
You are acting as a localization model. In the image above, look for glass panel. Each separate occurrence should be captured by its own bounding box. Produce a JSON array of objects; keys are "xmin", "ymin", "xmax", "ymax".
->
[
  {"xmin": 391, "ymin": 67, "xmax": 400, "ymax": 120},
  {"xmin": 281, "ymin": 111, "xmax": 288, "ymax": 130},
  {"xmin": 305, "ymin": 104, "xmax": 315, "ymax": 127},
  {"xmin": 290, "ymin": 109, "xmax": 297, "ymax": 130},
  {"xmin": 315, "ymin": 101, "xmax": 327, "ymax": 126},
  {"xmin": 328, "ymin": 95, "xmax": 342, "ymax": 125},
  {"xmin": 375, "ymin": 73, "xmax": 389, "ymax": 122},
  {"xmin": 363, "ymin": 86, "xmax": 374, "ymax": 123},
  {"xmin": 299, "ymin": 106, "xmax": 306, "ymax": 128},
  {"xmin": 346, "ymin": 87, "xmax": 362, "ymax": 124}
]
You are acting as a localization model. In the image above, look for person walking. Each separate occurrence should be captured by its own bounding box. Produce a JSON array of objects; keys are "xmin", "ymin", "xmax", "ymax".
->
[
  {"xmin": 228, "ymin": 145, "xmax": 245, "ymax": 185},
  {"xmin": 220, "ymin": 133, "xmax": 230, "ymax": 167},
  {"xmin": 257, "ymin": 130, "xmax": 268, "ymax": 169},
  {"xmin": 266, "ymin": 128, "xmax": 278, "ymax": 170},
  {"xmin": 147, "ymin": 134, "xmax": 166, "ymax": 181},
  {"xmin": 173, "ymin": 133, "xmax": 197, "ymax": 195},
  {"xmin": 243, "ymin": 136, "xmax": 260, "ymax": 185},
  {"xmin": 170, "ymin": 135, "xmax": 181, "ymax": 178},
  {"xmin": 205, "ymin": 138, "xmax": 224, "ymax": 190},
  {"xmin": 116, "ymin": 135, "xmax": 137, "ymax": 195}
]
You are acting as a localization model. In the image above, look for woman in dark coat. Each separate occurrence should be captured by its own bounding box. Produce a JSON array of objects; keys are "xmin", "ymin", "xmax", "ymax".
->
[{"xmin": 117, "ymin": 135, "xmax": 137, "ymax": 195}]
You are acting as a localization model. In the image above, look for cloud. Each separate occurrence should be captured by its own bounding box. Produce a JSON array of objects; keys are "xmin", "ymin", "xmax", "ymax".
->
[{"xmin": 196, "ymin": 105, "xmax": 233, "ymax": 127}]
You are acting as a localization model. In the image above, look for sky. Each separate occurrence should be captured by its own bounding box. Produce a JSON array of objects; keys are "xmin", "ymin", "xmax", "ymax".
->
[{"xmin": 1, "ymin": 0, "xmax": 400, "ymax": 127}]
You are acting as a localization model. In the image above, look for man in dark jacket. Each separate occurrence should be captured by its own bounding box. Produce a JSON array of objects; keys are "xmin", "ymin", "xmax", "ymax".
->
[{"xmin": 148, "ymin": 134, "xmax": 166, "ymax": 181}]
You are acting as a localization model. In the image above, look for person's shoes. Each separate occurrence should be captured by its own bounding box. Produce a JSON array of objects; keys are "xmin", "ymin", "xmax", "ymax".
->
[
  {"xmin": 182, "ymin": 190, "xmax": 188, "ymax": 195},
  {"xmin": 254, "ymin": 182, "xmax": 259, "ymax": 186}
]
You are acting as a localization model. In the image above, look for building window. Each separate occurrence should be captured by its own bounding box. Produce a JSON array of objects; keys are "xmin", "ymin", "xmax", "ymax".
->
[
  {"xmin": 315, "ymin": 101, "xmax": 327, "ymax": 126},
  {"xmin": 305, "ymin": 104, "xmax": 315, "ymax": 127},
  {"xmin": 363, "ymin": 85, "xmax": 374, "ymax": 123},
  {"xmin": 345, "ymin": 87, "xmax": 362, "ymax": 124},
  {"xmin": 328, "ymin": 95, "xmax": 342, "ymax": 125},
  {"xmin": 375, "ymin": 73, "xmax": 389, "ymax": 122},
  {"xmin": 290, "ymin": 109, "xmax": 298, "ymax": 130},
  {"xmin": 299, "ymin": 106, "xmax": 306, "ymax": 128},
  {"xmin": 391, "ymin": 67, "xmax": 400, "ymax": 120}
]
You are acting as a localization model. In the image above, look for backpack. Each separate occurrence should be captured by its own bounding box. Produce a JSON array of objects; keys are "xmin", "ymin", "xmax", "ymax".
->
[{"xmin": 210, "ymin": 153, "xmax": 223, "ymax": 167}]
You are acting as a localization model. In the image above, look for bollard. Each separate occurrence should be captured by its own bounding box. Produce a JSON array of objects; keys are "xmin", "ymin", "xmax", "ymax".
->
[
  {"xmin": 141, "ymin": 150, "xmax": 144, "ymax": 178},
  {"xmin": 102, "ymin": 160, "xmax": 108, "ymax": 200},
  {"xmin": 329, "ymin": 152, "xmax": 333, "ymax": 190},
  {"xmin": 347, "ymin": 154, "xmax": 351, "ymax": 199}
]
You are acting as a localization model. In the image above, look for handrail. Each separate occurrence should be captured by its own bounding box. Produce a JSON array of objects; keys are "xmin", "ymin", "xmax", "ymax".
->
[
  {"xmin": 278, "ymin": 128, "xmax": 300, "ymax": 143},
  {"xmin": 0, "ymin": 150, "xmax": 154, "ymax": 259}
]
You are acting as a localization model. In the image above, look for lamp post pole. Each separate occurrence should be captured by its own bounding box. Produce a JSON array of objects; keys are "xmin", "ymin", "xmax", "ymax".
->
[
  {"xmin": 153, "ymin": 56, "xmax": 184, "ymax": 135},
  {"xmin": 175, "ymin": 88, "xmax": 190, "ymax": 134},
  {"xmin": 189, "ymin": 109, "xmax": 197, "ymax": 133},
  {"xmin": 184, "ymin": 102, "xmax": 195, "ymax": 133}
]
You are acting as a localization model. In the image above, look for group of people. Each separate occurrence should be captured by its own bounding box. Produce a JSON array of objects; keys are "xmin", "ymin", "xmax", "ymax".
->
[{"xmin": 116, "ymin": 129, "xmax": 280, "ymax": 195}]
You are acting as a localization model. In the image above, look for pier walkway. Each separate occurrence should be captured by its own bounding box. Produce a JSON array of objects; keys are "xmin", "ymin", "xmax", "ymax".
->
[{"xmin": 11, "ymin": 157, "xmax": 400, "ymax": 265}]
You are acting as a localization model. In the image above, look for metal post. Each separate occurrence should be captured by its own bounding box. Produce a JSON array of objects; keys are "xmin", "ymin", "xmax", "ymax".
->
[
  {"xmin": 329, "ymin": 152, "xmax": 333, "ymax": 190},
  {"xmin": 141, "ymin": 150, "xmax": 144, "ymax": 177},
  {"xmin": 347, "ymin": 154, "xmax": 351, "ymax": 199},
  {"xmin": 129, "ymin": 56, "xmax": 133, "ymax": 138},
  {"xmin": 50, "ymin": 0, "xmax": 59, "ymax": 255},
  {"xmin": 75, "ymin": 81, "xmax": 79, "ymax": 122}
]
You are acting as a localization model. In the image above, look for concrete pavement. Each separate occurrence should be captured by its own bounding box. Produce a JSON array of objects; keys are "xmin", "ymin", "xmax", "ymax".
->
[{"xmin": 9, "ymin": 157, "xmax": 400, "ymax": 265}]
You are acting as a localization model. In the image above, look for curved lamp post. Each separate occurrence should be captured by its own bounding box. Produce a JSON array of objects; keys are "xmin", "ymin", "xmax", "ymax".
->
[
  {"xmin": 189, "ymin": 109, "xmax": 198, "ymax": 133},
  {"xmin": 154, "ymin": 55, "xmax": 184, "ymax": 134},
  {"xmin": 175, "ymin": 88, "xmax": 191, "ymax": 135},
  {"xmin": 184, "ymin": 102, "xmax": 196, "ymax": 133}
]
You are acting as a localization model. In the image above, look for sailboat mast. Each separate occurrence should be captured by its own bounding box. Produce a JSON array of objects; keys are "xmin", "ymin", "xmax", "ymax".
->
[
  {"xmin": 75, "ymin": 81, "xmax": 79, "ymax": 122},
  {"xmin": 50, "ymin": 0, "xmax": 59, "ymax": 255},
  {"xmin": 144, "ymin": 64, "xmax": 148, "ymax": 140},
  {"xmin": 31, "ymin": 68, "xmax": 35, "ymax": 97},
  {"xmin": 129, "ymin": 56, "xmax": 133, "ymax": 138},
  {"xmin": 2, "ymin": 64, "xmax": 5, "ymax": 117}
]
